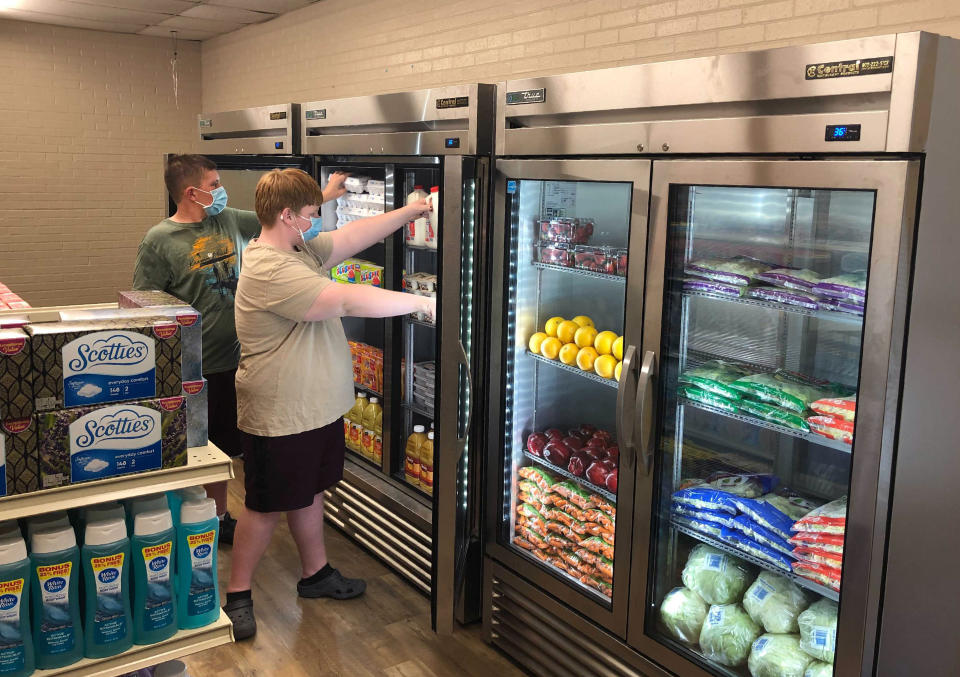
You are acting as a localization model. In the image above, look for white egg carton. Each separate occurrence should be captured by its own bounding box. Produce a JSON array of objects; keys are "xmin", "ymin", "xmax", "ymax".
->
[
  {"xmin": 337, "ymin": 193, "xmax": 385, "ymax": 211},
  {"xmin": 344, "ymin": 176, "xmax": 370, "ymax": 193},
  {"xmin": 366, "ymin": 179, "xmax": 385, "ymax": 196}
]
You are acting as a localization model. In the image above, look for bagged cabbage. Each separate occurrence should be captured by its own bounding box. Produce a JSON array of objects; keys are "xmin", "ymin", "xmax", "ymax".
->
[
  {"xmin": 819, "ymin": 297, "xmax": 864, "ymax": 316},
  {"xmin": 756, "ymin": 268, "xmax": 823, "ymax": 291},
  {"xmin": 672, "ymin": 504, "xmax": 737, "ymax": 528},
  {"xmin": 706, "ymin": 472, "xmax": 779, "ymax": 498},
  {"xmin": 678, "ymin": 384, "xmax": 740, "ymax": 414},
  {"xmin": 748, "ymin": 634, "xmax": 814, "ymax": 677},
  {"xmin": 729, "ymin": 496, "xmax": 795, "ymax": 541},
  {"xmin": 731, "ymin": 373, "xmax": 830, "ymax": 414},
  {"xmin": 672, "ymin": 514, "xmax": 725, "ymax": 539},
  {"xmin": 730, "ymin": 515, "xmax": 795, "ymax": 557},
  {"xmin": 793, "ymin": 497, "xmax": 847, "ymax": 534},
  {"xmin": 659, "ymin": 586, "xmax": 708, "ymax": 644},
  {"xmin": 739, "ymin": 399, "xmax": 811, "ymax": 432},
  {"xmin": 681, "ymin": 544, "xmax": 752, "ymax": 605},
  {"xmin": 804, "ymin": 661, "xmax": 833, "ymax": 677},
  {"xmin": 683, "ymin": 278, "xmax": 746, "ymax": 298},
  {"xmin": 720, "ymin": 528, "xmax": 794, "ymax": 572},
  {"xmin": 743, "ymin": 572, "xmax": 810, "ymax": 633},
  {"xmin": 699, "ymin": 604, "xmax": 761, "ymax": 667},
  {"xmin": 748, "ymin": 287, "xmax": 820, "ymax": 310},
  {"xmin": 813, "ymin": 271, "xmax": 867, "ymax": 302},
  {"xmin": 686, "ymin": 256, "xmax": 773, "ymax": 286},
  {"xmin": 679, "ymin": 360, "xmax": 751, "ymax": 401},
  {"xmin": 673, "ymin": 487, "xmax": 738, "ymax": 515},
  {"xmin": 798, "ymin": 599, "xmax": 838, "ymax": 663},
  {"xmin": 761, "ymin": 488, "xmax": 824, "ymax": 522}
]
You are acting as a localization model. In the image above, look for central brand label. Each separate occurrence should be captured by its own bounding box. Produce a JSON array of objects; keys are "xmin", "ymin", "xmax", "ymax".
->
[
  {"xmin": 436, "ymin": 96, "xmax": 469, "ymax": 109},
  {"xmin": 805, "ymin": 55, "xmax": 893, "ymax": 79},
  {"xmin": 62, "ymin": 331, "xmax": 157, "ymax": 407},
  {"xmin": 69, "ymin": 405, "xmax": 162, "ymax": 481}
]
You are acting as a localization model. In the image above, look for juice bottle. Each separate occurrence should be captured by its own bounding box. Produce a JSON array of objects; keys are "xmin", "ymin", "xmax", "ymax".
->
[
  {"xmin": 404, "ymin": 425, "xmax": 426, "ymax": 487},
  {"xmin": 360, "ymin": 397, "xmax": 380, "ymax": 460},
  {"xmin": 419, "ymin": 431, "xmax": 434, "ymax": 495},
  {"xmin": 346, "ymin": 392, "xmax": 367, "ymax": 453},
  {"xmin": 373, "ymin": 407, "xmax": 383, "ymax": 465}
]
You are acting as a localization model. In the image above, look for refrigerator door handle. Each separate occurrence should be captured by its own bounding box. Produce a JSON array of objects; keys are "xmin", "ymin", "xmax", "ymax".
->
[
  {"xmin": 634, "ymin": 350, "xmax": 657, "ymax": 476},
  {"xmin": 616, "ymin": 344, "xmax": 639, "ymax": 470},
  {"xmin": 456, "ymin": 338, "xmax": 473, "ymax": 463}
]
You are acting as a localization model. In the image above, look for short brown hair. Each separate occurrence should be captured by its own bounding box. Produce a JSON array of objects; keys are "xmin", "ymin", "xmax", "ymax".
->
[
  {"xmin": 255, "ymin": 168, "xmax": 324, "ymax": 225},
  {"xmin": 165, "ymin": 154, "xmax": 217, "ymax": 202}
]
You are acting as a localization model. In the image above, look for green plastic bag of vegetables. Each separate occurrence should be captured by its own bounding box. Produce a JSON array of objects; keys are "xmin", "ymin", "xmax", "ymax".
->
[
  {"xmin": 681, "ymin": 544, "xmax": 752, "ymax": 605},
  {"xmin": 660, "ymin": 587, "xmax": 708, "ymax": 644},
  {"xmin": 699, "ymin": 604, "xmax": 761, "ymax": 667},
  {"xmin": 798, "ymin": 599, "xmax": 838, "ymax": 663},
  {"xmin": 679, "ymin": 360, "xmax": 750, "ymax": 402},
  {"xmin": 743, "ymin": 572, "xmax": 811, "ymax": 633},
  {"xmin": 748, "ymin": 634, "xmax": 814, "ymax": 677},
  {"xmin": 804, "ymin": 661, "xmax": 833, "ymax": 677},
  {"xmin": 730, "ymin": 372, "xmax": 829, "ymax": 414}
]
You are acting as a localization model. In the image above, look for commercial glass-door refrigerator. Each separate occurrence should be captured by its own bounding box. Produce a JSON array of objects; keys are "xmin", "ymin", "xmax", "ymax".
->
[
  {"xmin": 484, "ymin": 32, "xmax": 960, "ymax": 676},
  {"xmin": 300, "ymin": 85, "xmax": 495, "ymax": 633}
]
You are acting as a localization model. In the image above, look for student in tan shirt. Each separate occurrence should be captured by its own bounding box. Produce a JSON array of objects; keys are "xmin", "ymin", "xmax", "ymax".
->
[{"xmin": 223, "ymin": 168, "xmax": 433, "ymax": 640}]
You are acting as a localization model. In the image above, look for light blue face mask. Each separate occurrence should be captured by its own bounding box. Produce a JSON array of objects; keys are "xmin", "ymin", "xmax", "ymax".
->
[
  {"xmin": 192, "ymin": 186, "xmax": 228, "ymax": 216},
  {"xmin": 294, "ymin": 212, "xmax": 323, "ymax": 241}
]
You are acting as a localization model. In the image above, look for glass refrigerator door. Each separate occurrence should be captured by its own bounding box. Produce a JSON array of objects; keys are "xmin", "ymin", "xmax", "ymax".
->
[
  {"xmin": 491, "ymin": 159, "xmax": 650, "ymax": 634},
  {"xmin": 632, "ymin": 160, "xmax": 918, "ymax": 677}
]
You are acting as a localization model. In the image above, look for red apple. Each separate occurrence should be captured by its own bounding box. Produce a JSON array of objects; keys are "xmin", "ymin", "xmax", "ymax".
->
[
  {"xmin": 586, "ymin": 461, "xmax": 611, "ymax": 486},
  {"xmin": 566, "ymin": 429, "xmax": 588, "ymax": 442},
  {"xmin": 605, "ymin": 468, "xmax": 619, "ymax": 492},
  {"xmin": 585, "ymin": 446, "xmax": 607, "ymax": 462},
  {"xmin": 526, "ymin": 432, "xmax": 548, "ymax": 457},
  {"xmin": 592, "ymin": 430, "xmax": 613, "ymax": 444},
  {"xmin": 568, "ymin": 452, "xmax": 588, "ymax": 477},
  {"xmin": 585, "ymin": 437, "xmax": 606, "ymax": 450},
  {"xmin": 544, "ymin": 441, "xmax": 571, "ymax": 467},
  {"xmin": 562, "ymin": 436, "xmax": 584, "ymax": 451},
  {"xmin": 579, "ymin": 423, "xmax": 598, "ymax": 435},
  {"xmin": 545, "ymin": 428, "xmax": 564, "ymax": 440},
  {"xmin": 604, "ymin": 446, "xmax": 619, "ymax": 465}
]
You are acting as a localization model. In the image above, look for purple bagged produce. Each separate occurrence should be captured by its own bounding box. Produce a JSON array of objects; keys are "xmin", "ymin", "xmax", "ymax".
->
[
  {"xmin": 755, "ymin": 267, "xmax": 823, "ymax": 291},
  {"xmin": 685, "ymin": 256, "xmax": 774, "ymax": 286},
  {"xmin": 747, "ymin": 287, "xmax": 820, "ymax": 310},
  {"xmin": 813, "ymin": 271, "xmax": 867, "ymax": 302},
  {"xmin": 683, "ymin": 278, "xmax": 746, "ymax": 298}
]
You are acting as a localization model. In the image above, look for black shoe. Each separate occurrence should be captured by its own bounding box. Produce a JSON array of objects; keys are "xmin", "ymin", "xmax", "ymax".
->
[
  {"xmin": 223, "ymin": 597, "xmax": 256, "ymax": 640},
  {"xmin": 219, "ymin": 511, "xmax": 236, "ymax": 546},
  {"xmin": 297, "ymin": 569, "xmax": 366, "ymax": 600}
]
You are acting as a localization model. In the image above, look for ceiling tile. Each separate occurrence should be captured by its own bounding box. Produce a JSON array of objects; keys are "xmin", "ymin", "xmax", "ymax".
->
[
  {"xmin": 13, "ymin": 0, "xmax": 175, "ymax": 23},
  {"xmin": 156, "ymin": 14, "xmax": 243, "ymax": 33},
  {"xmin": 0, "ymin": 7, "xmax": 146, "ymax": 32},
  {"xmin": 70, "ymin": 0, "xmax": 197, "ymax": 13},
  {"xmin": 201, "ymin": 0, "xmax": 313, "ymax": 12},
  {"xmin": 180, "ymin": 3, "xmax": 274, "ymax": 23},
  {"xmin": 138, "ymin": 24, "xmax": 216, "ymax": 41}
]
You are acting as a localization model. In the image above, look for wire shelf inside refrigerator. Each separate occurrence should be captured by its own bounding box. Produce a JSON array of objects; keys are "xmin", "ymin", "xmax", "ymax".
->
[
  {"xmin": 671, "ymin": 519, "xmax": 840, "ymax": 602},
  {"xmin": 532, "ymin": 261, "xmax": 626, "ymax": 283},
  {"xmin": 525, "ymin": 351, "xmax": 619, "ymax": 389}
]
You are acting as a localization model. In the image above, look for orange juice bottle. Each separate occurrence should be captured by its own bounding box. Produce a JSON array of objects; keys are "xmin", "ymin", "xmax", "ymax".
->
[
  {"xmin": 347, "ymin": 391, "xmax": 368, "ymax": 452},
  {"xmin": 419, "ymin": 431, "xmax": 434, "ymax": 495},
  {"xmin": 373, "ymin": 407, "xmax": 383, "ymax": 465},
  {"xmin": 361, "ymin": 397, "xmax": 380, "ymax": 460},
  {"xmin": 405, "ymin": 425, "xmax": 426, "ymax": 487}
]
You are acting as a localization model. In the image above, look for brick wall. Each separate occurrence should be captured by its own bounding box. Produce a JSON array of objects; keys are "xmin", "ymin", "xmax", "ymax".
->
[
  {"xmin": 0, "ymin": 20, "xmax": 201, "ymax": 307},
  {"xmin": 201, "ymin": 0, "xmax": 960, "ymax": 111}
]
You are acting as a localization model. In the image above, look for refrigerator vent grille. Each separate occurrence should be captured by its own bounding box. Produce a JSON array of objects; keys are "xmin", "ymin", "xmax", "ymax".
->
[{"xmin": 489, "ymin": 576, "xmax": 644, "ymax": 677}]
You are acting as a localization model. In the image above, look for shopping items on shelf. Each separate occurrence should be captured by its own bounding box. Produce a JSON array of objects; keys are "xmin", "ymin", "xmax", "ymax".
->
[
  {"xmin": 525, "ymin": 425, "xmax": 618, "ymax": 493},
  {"xmin": 402, "ymin": 273, "xmax": 437, "ymax": 324},
  {"xmin": 538, "ymin": 217, "xmax": 595, "ymax": 245},
  {"xmin": 348, "ymin": 342, "xmax": 382, "ymax": 394},
  {"xmin": 332, "ymin": 259, "xmax": 383, "ymax": 287},
  {"xmin": 789, "ymin": 497, "xmax": 847, "ymax": 591},
  {"xmin": 527, "ymin": 315, "xmax": 623, "ymax": 383}
]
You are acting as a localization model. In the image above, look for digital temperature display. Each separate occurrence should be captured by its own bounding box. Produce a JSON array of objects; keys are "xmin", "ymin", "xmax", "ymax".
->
[{"xmin": 825, "ymin": 124, "xmax": 861, "ymax": 141}]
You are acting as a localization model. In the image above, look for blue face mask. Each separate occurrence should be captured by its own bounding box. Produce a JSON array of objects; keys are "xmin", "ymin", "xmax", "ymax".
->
[
  {"xmin": 192, "ymin": 186, "xmax": 228, "ymax": 216},
  {"xmin": 294, "ymin": 213, "xmax": 323, "ymax": 241}
]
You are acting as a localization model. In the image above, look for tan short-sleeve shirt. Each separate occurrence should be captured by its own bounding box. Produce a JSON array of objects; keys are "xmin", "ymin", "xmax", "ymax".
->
[{"xmin": 234, "ymin": 234, "xmax": 355, "ymax": 437}]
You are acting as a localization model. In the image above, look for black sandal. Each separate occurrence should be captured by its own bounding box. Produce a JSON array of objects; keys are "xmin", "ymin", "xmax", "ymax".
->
[
  {"xmin": 297, "ymin": 569, "xmax": 366, "ymax": 600},
  {"xmin": 223, "ymin": 597, "xmax": 257, "ymax": 640}
]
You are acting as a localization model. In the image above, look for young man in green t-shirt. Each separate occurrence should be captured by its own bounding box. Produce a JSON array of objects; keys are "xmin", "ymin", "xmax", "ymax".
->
[{"xmin": 134, "ymin": 154, "xmax": 346, "ymax": 542}]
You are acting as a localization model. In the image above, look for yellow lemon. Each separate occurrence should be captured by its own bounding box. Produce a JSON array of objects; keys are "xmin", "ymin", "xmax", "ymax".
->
[
  {"xmin": 540, "ymin": 337, "xmax": 562, "ymax": 360},
  {"xmin": 571, "ymin": 315, "xmax": 594, "ymax": 328},
  {"xmin": 615, "ymin": 360, "xmax": 623, "ymax": 382},
  {"xmin": 576, "ymin": 346, "xmax": 599, "ymax": 372},
  {"xmin": 528, "ymin": 332, "xmax": 548, "ymax": 354},
  {"xmin": 594, "ymin": 330, "xmax": 618, "ymax": 355},
  {"xmin": 559, "ymin": 343, "xmax": 579, "ymax": 365},
  {"xmin": 613, "ymin": 336, "xmax": 624, "ymax": 361},
  {"xmin": 544, "ymin": 316, "xmax": 565, "ymax": 337},
  {"xmin": 595, "ymin": 354, "xmax": 617, "ymax": 379},
  {"xmin": 557, "ymin": 320, "xmax": 580, "ymax": 344},
  {"xmin": 574, "ymin": 325, "xmax": 599, "ymax": 349}
]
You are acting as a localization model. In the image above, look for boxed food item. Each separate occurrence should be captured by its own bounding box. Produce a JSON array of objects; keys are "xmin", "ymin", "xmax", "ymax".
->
[
  {"xmin": 537, "ymin": 243, "xmax": 573, "ymax": 267},
  {"xmin": 359, "ymin": 262, "xmax": 383, "ymax": 288},
  {"xmin": 1, "ymin": 417, "xmax": 39, "ymax": 495},
  {"xmin": 539, "ymin": 217, "xmax": 595, "ymax": 244},
  {"xmin": 574, "ymin": 246, "xmax": 617, "ymax": 275},
  {"xmin": 27, "ymin": 318, "xmax": 182, "ymax": 411},
  {"xmin": 68, "ymin": 298, "xmax": 202, "ymax": 382},
  {"xmin": 37, "ymin": 396, "xmax": 188, "ymax": 488},
  {"xmin": 332, "ymin": 259, "xmax": 363, "ymax": 284},
  {"xmin": 182, "ymin": 379, "xmax": 208, "ymax": 448},
  {"xmin": 614, "ymin": 248, "xmax": 628, "ymax": 277},
  {"xmin": 0, "ymin": 328, "xmax": 33, "ymax": 421}
]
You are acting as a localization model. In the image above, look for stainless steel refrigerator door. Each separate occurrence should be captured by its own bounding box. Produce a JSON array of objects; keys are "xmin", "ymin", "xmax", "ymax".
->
[
  {"xmin": 628, "ymin": 159, "xmax": 919, "ymax": 677},
  {"xmin": 434, "ymin": 156, "xmax": 487, "ymax": 634},
  {"xmin": 485, "ymin": 159, "xmax": 651, "ymax": 637}
]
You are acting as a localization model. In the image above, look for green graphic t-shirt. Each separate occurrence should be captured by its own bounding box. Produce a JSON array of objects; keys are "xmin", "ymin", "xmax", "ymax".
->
[{"xmin": 133, "ymin": 207, "xmax": 261, "ymax": 375}]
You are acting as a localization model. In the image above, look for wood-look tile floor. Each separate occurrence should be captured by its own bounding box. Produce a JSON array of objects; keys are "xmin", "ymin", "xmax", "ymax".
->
[{"xmin": 182, "ymin": 464, "xmax": 525, "ymax": 677}]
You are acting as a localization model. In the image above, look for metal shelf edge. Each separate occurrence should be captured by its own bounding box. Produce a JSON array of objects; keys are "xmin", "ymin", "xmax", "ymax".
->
[
  {"xmin": 532, "ymin": 261, "xmax": 626, "ymax": 283},
  {"xmin": 525, "ymin": 351, "xmax": 619, "ymax": 389},
  {"xmin": 35, "ymin": 610, "xmax": 233, "ymax": 676},
  {"xmin": 0, "ymin": 444, "xmax": 234, "ymax": 520}
]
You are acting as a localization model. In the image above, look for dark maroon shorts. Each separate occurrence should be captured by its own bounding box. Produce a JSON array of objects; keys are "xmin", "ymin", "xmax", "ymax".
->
[
  {"xmin": 241, "ymin": 418, "xmax": 346, "ymax": 513},
  {"xmin": 206, "ymin": 369, "xmax": 243, "ymax": 458}
]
